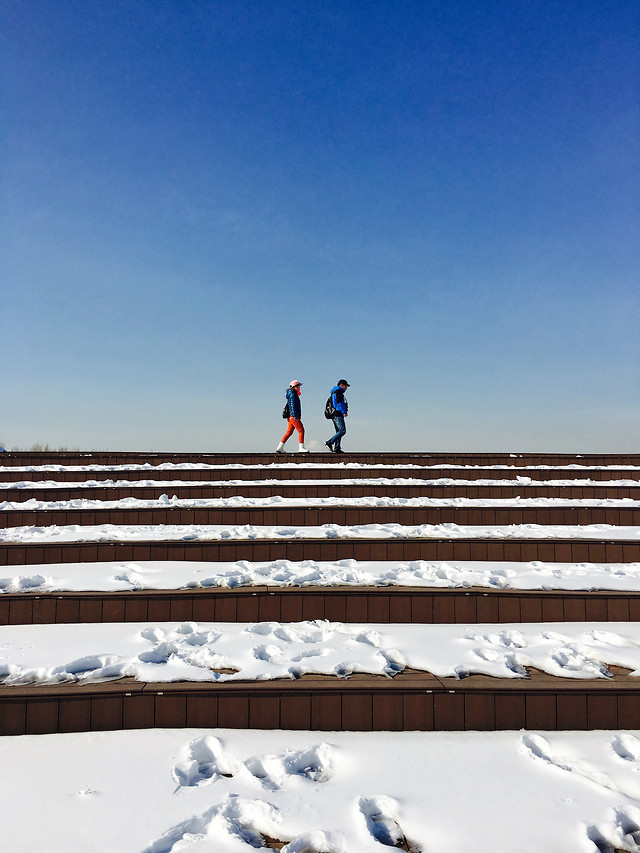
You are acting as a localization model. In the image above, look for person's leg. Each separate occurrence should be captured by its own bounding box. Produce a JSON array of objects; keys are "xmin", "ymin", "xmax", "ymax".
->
[
  {"xmin": 337, "ymin": 416, "xmax": 346, "ymax": 450},
  {"xmin": 281, "ymin": 418, "xmax": 295, "ymax": 444},
  {"xmin": 292, "ymin": 418, "xmax": 306, "ymax": 444},
  {"xmin": 326, "ymin": 415, "xmax": 340, "ymax": 449},
  {"xmin": 330, "ymin": 415, "xmax": 346, "ymax": 451},
  {"xmin": 294, "ymin": 419, "xmax": 309, "ymax": 452}
]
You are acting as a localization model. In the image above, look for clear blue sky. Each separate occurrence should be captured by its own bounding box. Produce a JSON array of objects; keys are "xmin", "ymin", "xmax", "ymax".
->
[{"xmin": 2, "ymin": 0, "xmax": 638, "ymax": 452}]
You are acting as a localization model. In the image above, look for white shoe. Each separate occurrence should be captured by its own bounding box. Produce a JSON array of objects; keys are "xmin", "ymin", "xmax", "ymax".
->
[
  {"xmin": 276, "ymin": 442, "xmax": 286, "ymax": 454},
  {"xmin": 298, "ymin": 443, "xmax": 310, "ymax": 453}
]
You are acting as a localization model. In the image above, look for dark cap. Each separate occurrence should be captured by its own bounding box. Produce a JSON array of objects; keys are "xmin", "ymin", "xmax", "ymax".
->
[{"xmin": 338, "ymin": 379, "xmax": 350, "ymax": 386}]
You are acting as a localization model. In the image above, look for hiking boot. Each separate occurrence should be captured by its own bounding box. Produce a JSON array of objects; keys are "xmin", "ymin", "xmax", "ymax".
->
[{"xmin": 325, "ymin": 441, "xmax": 334, "ymax": 452}]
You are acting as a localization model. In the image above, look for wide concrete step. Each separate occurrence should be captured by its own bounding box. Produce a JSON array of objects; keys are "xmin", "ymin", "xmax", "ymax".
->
[
  {"xmin": 2, "ymin": 465, "xmax": 639, "ymax": 483},
  {"xmin": 4, "ymin": 482, "xmax": 640, "ymax": 502},
  {"xmin": 2, "ymin": 538, "xmax": 639, "ymax": 566},
  {"xmin": 3, "ymin": 504, "xmax": 638, "ymax": 528},
  {"xmin": 2, "ymin": 587, "xmax": 638, "ymax": 626},
  {"xmin": 3, "ymin": 451, "xmax": 639, "ymax": 467},
  {"xmin": 2, "ymin": 669, "xmax": 638, "ymax": 735}
]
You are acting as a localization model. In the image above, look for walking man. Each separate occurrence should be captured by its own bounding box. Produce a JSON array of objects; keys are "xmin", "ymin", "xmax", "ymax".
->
[
  {"xmin": 325, "ymin": 379, "xmax": 350, "ymax": 454},
  {"xmin": 277, "ymin": 380, "xmax": 309, "ymax": 453}
]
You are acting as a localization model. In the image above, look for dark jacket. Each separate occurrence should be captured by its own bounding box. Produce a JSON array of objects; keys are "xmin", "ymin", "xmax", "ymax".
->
[
  {"xmin": 286, "ymin": 387, "xmax": 302, "ymax": 419},
  {"xmin": 330, "ymin": 385, "xmax": 348, "ymax": 416}
]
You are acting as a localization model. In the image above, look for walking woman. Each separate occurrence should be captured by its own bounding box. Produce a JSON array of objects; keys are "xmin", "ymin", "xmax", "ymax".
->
[{"xmin": 277, "ymin": 380, "xmax": 310, "ymax": 453}]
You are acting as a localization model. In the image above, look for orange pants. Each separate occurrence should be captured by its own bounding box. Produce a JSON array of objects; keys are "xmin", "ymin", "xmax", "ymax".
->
[{"xmin": 281, "ymin": 417, "xmax": 305, "ymax": 444}]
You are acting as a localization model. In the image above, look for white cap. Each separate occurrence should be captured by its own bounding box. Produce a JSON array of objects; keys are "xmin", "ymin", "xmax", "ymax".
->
[{"xmin": 289, "ymin": 380, "xmax": 302, "ymax": 387}]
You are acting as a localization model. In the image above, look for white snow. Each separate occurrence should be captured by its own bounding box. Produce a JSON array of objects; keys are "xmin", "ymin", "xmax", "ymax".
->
[
  {"xmin": 2, "ymin": 520, "xmax": 639, "ymax": 543},
  {"xmin": 2, "ymin": 494, "xmax": 639, "ymax": 511},
  {"xmin": 1, "ymin": 619, "xmax": 639, "ymax": 684},
  {"xmin": 2, "ymin": 727, "xmax": 640, "ymax": 851},
  {"xmin": 2, "ymin": 558, "xmax": 640, "ymax": 593},
  {"xmin": 2, "ymin": 461, "xmax": 639, "ymax": 472},
  {"xmin": 3, "ymin": 474, "xmax": 639, "ymax": 490}
]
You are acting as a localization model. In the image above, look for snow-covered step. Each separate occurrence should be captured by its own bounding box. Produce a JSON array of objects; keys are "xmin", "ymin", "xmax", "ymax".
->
[
  {"xmin": 4, "ymin": 521, "xmax": 640, "ymax": 545},
  {"xmin": 2, "ymin": 669, "xmax": 640, "ymax": 735},
  {"xmin": 8, "ymin": 495, "xmax": 640, "ymax": 511},
  {"xmin": 3, "ymin": 450, "xmax": 639, "ymax": 467},
  {"xmin": 1, "ymin": 728, "xmax": 638, "ymax": 852},
  {"xmin": 4, "ymin": 557, "xmax": 640, "ymax": 625},
  {"xmin": 2, "ymin": 619, "xmax": 640, "ymax": 734},
  {"xmin": 2, "ymin": 462, "xmax": 640, "ymax": 483},
  {"xmin": 2, "ymin": 528, "xmax": 640, "ymax": 566},
  {"xmin": 2, "ymin": 584, "xmax": 640, "ymax": 627},
  {"xmin": 3, "ymin": 496, "xmax": 640, "ymax": 528},
  {"xmin": 3, "ymin": 477, "xmax": 640, "ymax": 502},
  {"xmin": 4, "ymin": 557, "xmax": 640, "ymax": 594},
  {"xmin": 4, "ymin": 619, "xmax": 640, "ymax": 685}
]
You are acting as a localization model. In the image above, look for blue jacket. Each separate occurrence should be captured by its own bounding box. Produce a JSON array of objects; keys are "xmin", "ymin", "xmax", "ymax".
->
[
  {"xmin": 286, "ymin": 387, "xmax": 301, "ymax": 419},
  {"xmin": 330, "ymin": 385, "xmax": 348, "ymax": 415}
]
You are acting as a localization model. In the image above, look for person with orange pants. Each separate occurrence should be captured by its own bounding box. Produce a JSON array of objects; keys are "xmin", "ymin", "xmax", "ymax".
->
[{"xmin": 276, "ymin": 380, "xmax": 310, "ymax": 453}]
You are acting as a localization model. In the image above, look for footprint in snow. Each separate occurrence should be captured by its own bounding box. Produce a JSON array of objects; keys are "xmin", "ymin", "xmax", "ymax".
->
[
  {"xmin": 174, "ymin": 621, "xmax": 215, "ymax": 646},
  {"xmin": 172, "ymin": 736, "xmax": 242, "ymax": 787},
  {"xmin": 0, "ymin": 574, "xmax": 49, "ymax": 592},
  {"xmin": 253, "ymin": 644, "xmax": 285, "ymax": 664},
  {"xmin": 354, "ymin": 630, "xmax": 381, "ymax": 647},
  {"xmin": 586, "ymin": 629, "xmax": 634, "ymax": 648},
  {"xmin": 290, "ymin": 648, "xmax": 327, "ymax": 662},
  {"xmin": 246, "ymin": 621, "xmax": 331, "ymax": 644},
  {"xmin": 138, "ymin": 624, "xmax": 220, "ymax": 665},
  {"xmin": 112, "ymin": 567, "xmax": 146, "ymax": 589},
  {"xmin": 18, "ymin": 574, "xmax": 49, "ymax": 590},
  {"xmin": 611, "ymin": 734, "xmax": 640, "ymax": 766},
  {"xmin": 138, "ymin": 642, "xmax": 178, "ymax": 664},
  {"xmin": 359, "ymin": 796, "xmax": 421, "ymax": 851},
  {"xmin": 143, "ymin": 796, "xmax": 285, "ymax": 852},
  {"xmin": 245, "ymin": 742, "xmax": 335, "ymax": 790},
  {"xmin": 273, "ymin": 625, "xmax": 327, "ymax": 644},
  {"xmin": 380, "ymin": 648, "xmax": 406, "ymax": 676},
  {"xmin": 55, "ymin": 654, "xmax": 121, "ymax": 677},
  {"xmin": 586, "ymin": 804, "xmax": 640, "ymax": 853},
  {"xmin": 521, "ymin": 734, "xmax": 622, "ymax": 795},
  {"xmin": 172, "ymin": 737, "xmax": 335, "ymax": 792}
]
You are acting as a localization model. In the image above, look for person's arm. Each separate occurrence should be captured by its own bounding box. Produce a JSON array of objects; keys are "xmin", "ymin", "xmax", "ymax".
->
[{"xmin": 290, "ymin": 389, "xmax": 302, "ymax": 419}]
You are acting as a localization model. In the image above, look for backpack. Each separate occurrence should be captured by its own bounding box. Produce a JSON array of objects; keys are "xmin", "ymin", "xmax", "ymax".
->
[
  {"xmin": 282, "ymin": 402, "xmax": 290, "ymax": 419},
  {"xmin": 324, "ymin": 395, "xmax": 337, "ymax": 419}
]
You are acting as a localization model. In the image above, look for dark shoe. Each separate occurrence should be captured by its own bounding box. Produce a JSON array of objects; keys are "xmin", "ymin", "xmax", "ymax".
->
[
  {"xmin": 334, "ymin": 448, "xmax": 344, "ymax": 454},
  {"xmin": 325, "ymin": 441, "xmax": 334, "ymax": 452}
]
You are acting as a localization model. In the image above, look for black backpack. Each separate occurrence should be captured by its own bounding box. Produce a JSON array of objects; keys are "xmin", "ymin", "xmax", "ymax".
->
[
  {"xmin": 324, "ymin": 395, "xmax": 336, "ymax": 419},
  {"xmin": 282, "ymin": 402, "xmax": 290, "ymax": 419}
]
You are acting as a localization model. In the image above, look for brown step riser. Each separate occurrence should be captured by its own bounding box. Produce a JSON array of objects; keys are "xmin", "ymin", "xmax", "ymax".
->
[
  {"xmin": 2, "ymin": 539, "xmax": 639, "ymax": 565},
  {"xmin": 2, "ymin": 467, "xmax": 640, "ymax": 483},
  {"xmin": 3, "ymin": 506, "xmax": 640, "ymax": 528},
  {"xmin": 4, "ymin": 485, "xmax": 640, "ymax": 501},
  {"xmin": 2, "ymin": 682, "xmax": 639, "ymax": 735},
  {"xmin": 2, "ymin": 589, "xmax": 639, "ymax": 626},
  {"xmin": 3, "ymin": 452, "xmax": 640, "ymax": 466}
]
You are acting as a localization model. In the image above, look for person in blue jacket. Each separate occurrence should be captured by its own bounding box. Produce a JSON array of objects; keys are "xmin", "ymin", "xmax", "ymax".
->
[
  {"xmin": 325, "ymin": 379, "xmax": 350, "ymax": 454},
  {"xmin": 276, "ymin": 380, "xmax": 309, "ymax": 453}
]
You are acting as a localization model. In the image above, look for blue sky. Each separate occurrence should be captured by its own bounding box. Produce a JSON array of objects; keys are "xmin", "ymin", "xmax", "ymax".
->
[{"xmin": 2, "ymin": 0, "xmax": 638, "ymax": 452}]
